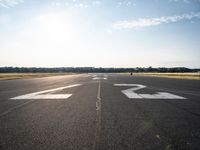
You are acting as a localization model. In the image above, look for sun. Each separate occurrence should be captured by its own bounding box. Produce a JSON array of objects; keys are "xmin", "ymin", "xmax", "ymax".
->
[{"xmin": 34, "ymin": 12, "xmax": 79, "ymax": 42}]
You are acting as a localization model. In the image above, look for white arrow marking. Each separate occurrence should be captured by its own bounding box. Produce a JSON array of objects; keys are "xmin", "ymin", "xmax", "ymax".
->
[
  {"xmin": 10, "ymin": 84, "xmax": 82, "ymax": 100},
  {"xmin": 114, "ymin": 84, "xmax": 186, "ymax": 99}
]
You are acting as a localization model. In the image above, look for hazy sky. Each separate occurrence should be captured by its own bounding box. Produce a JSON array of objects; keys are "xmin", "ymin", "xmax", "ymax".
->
[{"xmin": 0, "ymin": 0, "xmax": 200, "ymax": 68}]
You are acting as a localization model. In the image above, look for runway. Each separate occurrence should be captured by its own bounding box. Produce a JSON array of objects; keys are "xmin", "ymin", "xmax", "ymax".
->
[{"xmin": 0, "ymin": 73, "xmax": 200, "ymax": 149}]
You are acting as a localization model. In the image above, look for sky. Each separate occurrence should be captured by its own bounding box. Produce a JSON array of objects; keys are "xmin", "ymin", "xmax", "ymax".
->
[{"xmin": 0, "ymin": 0, "xmax": 200, "ymax": 68}]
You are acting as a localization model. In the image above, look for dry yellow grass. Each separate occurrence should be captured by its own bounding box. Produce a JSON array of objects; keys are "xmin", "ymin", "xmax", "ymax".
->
[
  {"xmin": 131, "ymin": 72, "xmax": 200, "ymax": 80},
  {"xmin": 0, "ymin": 73, "xmax": 75, "ymax": 80}
]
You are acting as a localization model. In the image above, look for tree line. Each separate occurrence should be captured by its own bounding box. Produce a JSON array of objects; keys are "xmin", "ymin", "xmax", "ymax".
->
[{"xmin": 0, "ymin": 67, "xmax": 199, "ymax": 73}]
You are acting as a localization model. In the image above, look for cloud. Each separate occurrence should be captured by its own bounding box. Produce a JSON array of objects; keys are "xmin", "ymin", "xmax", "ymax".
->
[
  {"xmin": 169, "ymin": 0, "xmax": 200, "ymax": 3},
  {"xmin": 112, "ymin": 12, "xmax": 200, "ymax": 30},
  {"xmin": 75, "ymin": 3, "xmax": 89, "ymax": 8},
  {"xmin": 50, "ymin": 2, "xmax": 61, "ymax": 7},
  {"xmin": 50, "ymin": 0, "xmax": 98, "ymax": 9},
  {"xmin": 116, "ymin": 1, "xmax": 136, "ymax": 8},
  {"xmin": 0, "ymin": 0, "xmax": 23, "ymax": 8},
  {"xmin": 92, "ymin": 0, "xmax": 101, "ymax": 5},
  {"xmin": 169, "ymin": 0, "xmax": 189, "ymax": 2}
]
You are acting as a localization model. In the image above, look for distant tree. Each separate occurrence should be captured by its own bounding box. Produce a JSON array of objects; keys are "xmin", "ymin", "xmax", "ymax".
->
[{"xmin": 0, "ymin": 67, "xmax": 197, "ymax": 73}]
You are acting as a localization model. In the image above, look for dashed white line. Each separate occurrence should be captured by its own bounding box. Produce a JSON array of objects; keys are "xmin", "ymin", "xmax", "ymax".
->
[{"xmin": 93, "ymin": 80, "xmax": 102, "ymax": 150}]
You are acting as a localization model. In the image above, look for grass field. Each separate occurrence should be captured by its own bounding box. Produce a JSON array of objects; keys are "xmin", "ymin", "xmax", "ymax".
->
[
  {"xmin": 130, "ymin": 72, "xmax": 200, "ymax": 80},
  {"xmin": 1, "ymin": 72, "xmax": 200, "ymax": 80},
  {"xmin": 0, "ymin": 73, "xmax": 75, "ymax": 80}
]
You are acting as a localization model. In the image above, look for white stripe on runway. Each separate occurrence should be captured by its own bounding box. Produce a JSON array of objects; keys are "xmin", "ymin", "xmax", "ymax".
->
[
  {"xmin": 114, "ymin": 84, "xmax": 186, "ymax": 99},
  {"xmin": 10, "ymin": 84, "xmax": 81, "ymax": 100}
]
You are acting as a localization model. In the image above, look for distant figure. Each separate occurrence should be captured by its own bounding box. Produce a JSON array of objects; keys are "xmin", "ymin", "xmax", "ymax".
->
[{"xmin": 130, "ymin": 72, "xmax": 133, "ymax": 76}]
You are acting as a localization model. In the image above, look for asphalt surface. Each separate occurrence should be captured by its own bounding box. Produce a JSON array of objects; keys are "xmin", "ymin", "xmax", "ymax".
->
[{"xmin": 0, "ymin": 74, "xmax": 200, "ymax": 150}]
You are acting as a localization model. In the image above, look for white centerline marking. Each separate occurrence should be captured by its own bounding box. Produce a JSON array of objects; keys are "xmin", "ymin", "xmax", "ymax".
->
[{"xmin": 93, "ymin": 81, "xmax": 102, "ymax": 150}]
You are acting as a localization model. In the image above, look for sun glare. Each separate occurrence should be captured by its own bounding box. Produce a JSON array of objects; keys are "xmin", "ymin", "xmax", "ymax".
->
[{"xmin": 33, "ymin": 12, "xmax": 79, "ymax": 44}]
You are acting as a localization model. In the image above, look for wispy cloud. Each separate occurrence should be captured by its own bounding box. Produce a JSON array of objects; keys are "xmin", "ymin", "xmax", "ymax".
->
[
  {"xmin": 169, "ymin": 0, "xmax": 189, "ymax": 3},
  {"xmin": 50, "ymin": 0, "xmax": 101, "ymax": 9},
  {"xmin": 75, "ymin": 3, "xmax": 89, "ymax": 8},
  {"xmin": 92, "ymin": 0, "xmax": 101, "ymax": 6},
  {"xmin": 0, "ymin": 0, "xmax": 23, "ymax": 8},
  {"xmin": 112, "ymin": 12, "xmax": 200, "ymax": 30},
  {"xmin": 116, "ymin": 1, "xmax": 136, "ymax": 8},
  {"xmin": 169, "ymin": 0, "xmax": 200, "ymax": 3}
]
